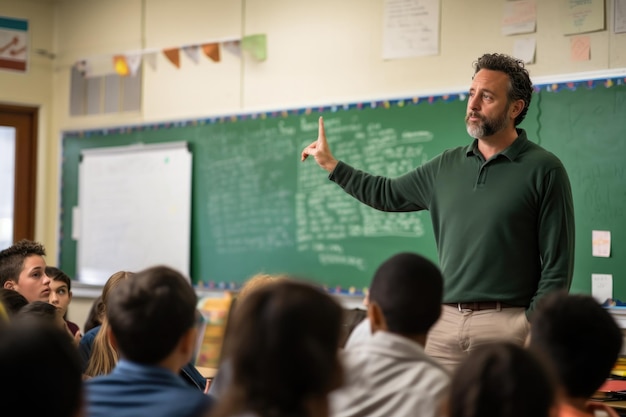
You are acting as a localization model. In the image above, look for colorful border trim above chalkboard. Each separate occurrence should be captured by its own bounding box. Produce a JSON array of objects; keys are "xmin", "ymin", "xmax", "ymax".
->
[
  {"xmin": 62, "ymin": 76, "xmax": 626, "ymax": 139},
  {"xmin": 192, "ymin": 280, "xmax": 368, "ymax": 297}
]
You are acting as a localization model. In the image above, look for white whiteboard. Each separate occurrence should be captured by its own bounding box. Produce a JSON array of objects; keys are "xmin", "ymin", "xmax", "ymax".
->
[{"xmin": 76, "ymin": 141, "xmax": 192, "ymax": 285}]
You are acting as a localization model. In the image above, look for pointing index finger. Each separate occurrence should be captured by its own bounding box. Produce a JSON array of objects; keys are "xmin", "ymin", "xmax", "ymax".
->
[{"xmin": 318, "ymin": 116, "xmax": 327, "ymax": 144}]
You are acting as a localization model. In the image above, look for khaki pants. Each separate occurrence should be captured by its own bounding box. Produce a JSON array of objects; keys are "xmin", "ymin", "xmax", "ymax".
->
[{"xmin": 424, "ymin": 304, "xmax": 530, "ymax": 373}]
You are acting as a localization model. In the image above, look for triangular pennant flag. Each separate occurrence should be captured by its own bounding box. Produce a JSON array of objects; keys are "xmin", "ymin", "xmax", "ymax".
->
[
  {"xmin": 182, "ymin": 45, "xmax": 201, "ymax": 64},
  {"xmin": 163, "ymin": 48, "xmax": 181, "ymax": 68},
  {"xmin": 125, "ymin": 53, "xmax": 142, "ymax": 76},
  {"xmin": 144, "ymin": 52, "xmax": 157, "ymax": 71},
  {"xmin": 113, "ymin": 55, "xmax": 130, "ymax": 76},
  {"xmin": 222, "ymin": 40, "xmax": 241, "ymax": 57},
  {"xmin": 202, "ymin": 43, "xmax": 220, "ymax": 62},
  {"xmin": 241, "ymin": 34, "xmax": 267, "ymax": 61}
]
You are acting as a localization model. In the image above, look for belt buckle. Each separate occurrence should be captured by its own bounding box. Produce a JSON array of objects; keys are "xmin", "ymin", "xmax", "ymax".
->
[{"xmin": 457, "ymin": 303, "xmax": 472, "ymax": 312}]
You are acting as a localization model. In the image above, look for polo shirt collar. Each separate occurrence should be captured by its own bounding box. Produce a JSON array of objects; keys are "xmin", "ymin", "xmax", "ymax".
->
[{"xmin": 464, "ymin": 128, "xmax": 528, "ymax": 161}]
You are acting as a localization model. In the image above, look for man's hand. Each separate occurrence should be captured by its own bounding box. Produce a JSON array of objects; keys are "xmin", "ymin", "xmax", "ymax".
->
[{"xmin": 301, "ymin": 117, "xmax": 338, "ymax": 173}]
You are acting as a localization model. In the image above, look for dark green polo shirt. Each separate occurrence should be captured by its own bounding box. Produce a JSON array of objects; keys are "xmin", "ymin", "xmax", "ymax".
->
[{"xmin": 330, "ymin": 129, "xmax": 575, "ymax": 316}]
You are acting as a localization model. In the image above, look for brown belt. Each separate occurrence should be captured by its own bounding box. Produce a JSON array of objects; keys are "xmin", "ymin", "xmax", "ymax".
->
[{"xmin": 444, "ymin": 302, "xmax": 517, "ymax": 311}]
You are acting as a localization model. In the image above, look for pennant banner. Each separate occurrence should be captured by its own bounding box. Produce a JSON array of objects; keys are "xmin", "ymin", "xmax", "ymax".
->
[
  {"xmin": 241, "ymin": 34, "xmax": 267, "ymax": 61},
  {"xmin": 163, "ymin": 48, "xmax": 181, "ymax": 68},
  {"xmin": 113, "ymin": 55, "xmax": 129, "ymax": 76},
  {"xmin": 144, "ymin": 52, "xmax": 157, "ymax": 71},
  {"xmin": 222, "ymin": 40, "xmax": 241, "ymax": 58},
  {"xmin": 125, "ymin": 53, "xmax": 142, "ymax": 76},
  {"xmin": 202, "ymin": 43, "xmax": 220, "ymax": 62},
  {"xmin": 182, "ymin": 45, "xmax": 201, "ymax": 64}
]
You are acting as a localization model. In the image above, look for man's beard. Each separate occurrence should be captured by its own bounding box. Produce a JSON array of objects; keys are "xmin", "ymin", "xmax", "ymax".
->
[{"xmin": 465, "ymin": 107, "xmax": 509, "ymax": 138}]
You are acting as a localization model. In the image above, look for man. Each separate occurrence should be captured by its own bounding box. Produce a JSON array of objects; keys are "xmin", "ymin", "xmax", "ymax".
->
[
  {"xmin": 85, "ymin": 265, "xmax": 214, "ymax": 417},
  {"xmin": 529, "ymin": 291, "xmax": 623, "ymax": 417},
  {"xmin": 330, "ymin": 252, "xmax": 449, "ymax": 417},
  {"xmin": 301, "ymin": 53, "xmax": 575, "ymax": 371},
  {"xmin": 0, "ymin": 239, "xmax": 52, "ymax": 302}
]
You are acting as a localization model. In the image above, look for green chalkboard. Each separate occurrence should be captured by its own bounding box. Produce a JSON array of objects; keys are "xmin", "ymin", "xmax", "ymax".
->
[{"xmin": 60, "ymin": 80, "xmax": 626, "ymax": 297}]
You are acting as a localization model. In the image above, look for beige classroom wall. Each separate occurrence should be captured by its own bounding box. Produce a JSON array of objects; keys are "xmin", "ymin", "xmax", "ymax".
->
[{"xmin": 2, "ymin": 0, "xmax": 626, "ymax": 272}]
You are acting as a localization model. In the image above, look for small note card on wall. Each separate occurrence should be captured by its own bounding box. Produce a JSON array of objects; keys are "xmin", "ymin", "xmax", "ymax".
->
[
  {"xmin": 592, "ymin": 230, "xmax": 611, "ymax": 257},
  {"xmin": 592, "ymin": 273, "xmax": 613, "ymax": 303}
]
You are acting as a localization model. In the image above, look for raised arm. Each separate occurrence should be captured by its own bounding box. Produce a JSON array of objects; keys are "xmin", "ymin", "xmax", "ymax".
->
[{"xmin": 301, "ymin": 117, "xmax": 339, "ymax": 172}]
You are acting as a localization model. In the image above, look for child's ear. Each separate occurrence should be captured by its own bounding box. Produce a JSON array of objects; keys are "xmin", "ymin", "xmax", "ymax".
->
[
  {"xmin": 367, "ymin": 302, "xmax": 388, "ymax": 333},
  {"xmin": 3, "ymin": 280, "xmax": 15, "ymax": 290}
]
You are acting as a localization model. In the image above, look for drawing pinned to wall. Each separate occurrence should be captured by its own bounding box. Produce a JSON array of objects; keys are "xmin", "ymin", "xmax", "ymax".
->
[
  {"xmin": 513, "ymin": 37, "xmax": 536, "ymax": 64},
  {"xmin": 501, "ymin": 0, "xmax": 537, "ymax": 36},
  {"xmin": 0, "ymin": 16, "xmax": 28, "ymax": 73},
  {"xmin": 382, "ymin": 0, "xmax": 440, "ymax": 60},
  {"xmin": 616, "ymin": 0, "xmax": 626, "ymax": 34},
  {"xmin": 570, "ymin": 35, "xmax": 591, "ymax": 62},
  {"xmin": 561, "ymin": 0, "xmax": 605, "ymax": 35}
]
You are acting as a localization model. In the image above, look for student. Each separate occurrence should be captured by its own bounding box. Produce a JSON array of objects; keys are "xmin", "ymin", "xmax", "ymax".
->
[
  {"xmin": 80, "ymin": 269, "xmax": 209, "ymax": 391},
  {"xmin": 0, "ymin": 287, "xmax": 28, "ymax": 317},
  {"xmin": 85, "ymin": 265, "xmax": 215, "ymax": 417},
  {"xmin": 0, "ymin": 322, "xmax": 85, "ymax": 417},
  {"xmin": 447, "ymin": 342, "xmax": 557, "ymax": 417},
  {"xmin": 0, "ymin": 239, "xmax": 52, "ymax": 302},
  {"xmin": 528, "ymin": 291, "xmax": 623, "ymax": 417},
  {"xmin": 210, "ymin": 279, "xmax": 344, "ymax": 417},
  {"xmin": 208, "ymin": 272, "xmax": 287, "ymax": 397},
  {"xmin": 82, "ymin": 270, "xmax": 135, "ymax": 376},
  {"xmin": 330, "ymin": 252, "xmax": 449, "ymax": 417},
  {"xmin": 13, "ymin": 300, "xmax": 71, "ymax": 333},
  {"xmin": 84, "ymin": 295, "xmax": 103, "ymax": 333},
  {"xmin": 301, "ymin": 53, "xmax": 575, "ymax": 371},
  {"xmin": 46, "ymin": 265, "xmax": 82, "ymax": 337}
]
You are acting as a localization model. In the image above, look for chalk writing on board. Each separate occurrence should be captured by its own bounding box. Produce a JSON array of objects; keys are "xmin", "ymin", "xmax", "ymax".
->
[
  {"xmin": 296, "ymin": 117, "xmax": 433, "ymax": 269},
  {"xmin": 204, "ymin": 127, "xmax": 297, "ymax": 254}
]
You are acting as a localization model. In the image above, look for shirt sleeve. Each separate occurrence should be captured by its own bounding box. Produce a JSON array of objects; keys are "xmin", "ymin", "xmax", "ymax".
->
[{"xmin": 528, "ymin": 164, "xmax": 575, "ymax": 317}]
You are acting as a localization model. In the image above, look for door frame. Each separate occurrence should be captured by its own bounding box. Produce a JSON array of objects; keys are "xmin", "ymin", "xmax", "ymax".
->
[{"xmin": 0, "ymin": 103, "xmax": 38, "ymax": 242}]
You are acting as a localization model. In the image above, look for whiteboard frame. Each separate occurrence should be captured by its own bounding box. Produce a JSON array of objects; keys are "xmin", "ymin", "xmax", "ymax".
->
[{"xmin": 75, "ymin": 141, "xmax": 192, "ymax": 284}]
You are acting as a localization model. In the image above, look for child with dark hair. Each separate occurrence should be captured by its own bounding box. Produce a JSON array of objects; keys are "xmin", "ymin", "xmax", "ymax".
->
[
  {"xmin": 0, "ymin": 322, "xmax": 85, "ymax": 417},
  {"xmin": 210, "ymin": 279, "xmax": 344, "ymax": 417},
  {"xmin": 85, "ymin": 265, "xmax": 214, "ymax": 417},
  {"xmin": 13, "ymin": 300, "xmax": 76, "ymax": 341},
  {"xmin": 0, "ymin": 239, "xmax": 51, "ymax": 302},
  {"xmin": 0, "ymin": 287, "xmax": 28, "ymax": 316},
  {"xmin": 448, "ymin": 342, "xmax": 557, "ymax": 417},
  {"xmin": 528, "ymin": 291, "xmax": 623, "ymax": 417},
  {"xmin": 46, "ymin": 265, "xmax": 81, "ymax": 337},
  {"xmin": 330, "ymin": 252, "xmax": 448, "ymax": 417}
]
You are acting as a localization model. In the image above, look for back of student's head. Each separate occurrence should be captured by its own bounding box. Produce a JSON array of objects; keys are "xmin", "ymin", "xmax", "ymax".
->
[
  {"xmin": 0, "ymin": 239, "xmax": 46, "ymax": 286},
  {"xmin": 45, "ymin": 265, "xmax": 72, "ymax": 290},
  {"xmin": 368, "ymin": 252, "xmax": 443, "ymax": 335},
  {"xmin": 106, "ymin": 265, "xmax": 197, "ymax": 364},
  {"xmin": 529, "ymin": 291, "xmax": 622, "ymax": 399},
  {"xmin": 449, "ymin": 342, "xmax": 556, "ymax": 417},
  {"xmin": 0, "ymin": 288, "xmax": 28, "ymax": 316},
  {"xmin": 13, "ymin": 300, "xmax": 61, "ymax": 328},
  {"xmin": 0, "ymin": 322, "xmax": 84, "ymax": 417},
  {"xmin": 214, "ymin": 279, "xmax": 343, "ymax": 417}
]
